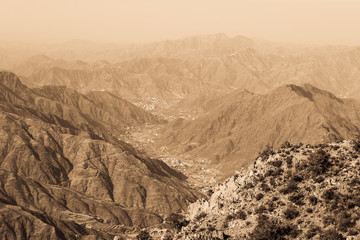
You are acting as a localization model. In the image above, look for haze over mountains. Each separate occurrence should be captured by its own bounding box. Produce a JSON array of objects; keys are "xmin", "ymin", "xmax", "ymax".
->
[
  {"xmin": 1, "ymin": 34, "xmax": 360, "ymax": 239},
  {"xmin": 2, "ymin": 34, "xmax": 359, "ymax": 104}
]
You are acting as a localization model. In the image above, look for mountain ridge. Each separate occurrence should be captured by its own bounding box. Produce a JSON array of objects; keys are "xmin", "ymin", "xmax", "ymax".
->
[
  {"xmin": 0, "ymin": 71, "xmax": 201, "ymax": 239},
  {"xmin": 158, "ymin": 83, "xmax": 360, "ymax": 176}
]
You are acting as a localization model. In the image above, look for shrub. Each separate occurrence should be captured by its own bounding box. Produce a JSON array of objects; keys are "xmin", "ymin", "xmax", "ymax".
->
[
  {"xmin": 337, "ymin": 212, "xmax": 355, "ymax": 232},
  {"xmin": 245, "ymin": 182, "xmax": 254, "ymax": 189},
  {"xmin": 136, "ymin": 230, "xmax": 152, "ymax": 240},
  {"xmin": 268, "ymin": 202, "xmax": 276, "ymax": 212},
  {"xmin": 289, "ymin": 193, "xmax": 305, "ymax": 206},
  {"xmin": 195, "ymin": 212, "xmax": 207, "ymax": 220},
  {"xmin": 255, "ymin": 205, "xmax": 267, "ymax": 214},
  {"xmin": 348, "ymin": 228, "xmax": 359, "ymax": 236},
  {"xmin": 259, "ymin": 145, "xmax": 275, "ymax": 160},
  {"xmin": 352, "ymin": 134, "xmax": 360, "ymax": 152},
  {"xmin": 322, "ymin": 188, "xmax": 336, "ymax": 201},
  {"xmin": 279, "ymin": 180, "xmax": 298, "ymax": 194},
  {"xmin": 331, "ymin": 145, "xmax": 340, "ymax": 151},
  {"xmin": 265, "ymin": 168, "xmax": 283, "ymax": 177},
  {"xmin": 260, "ymin": 183, "xmax": 271, "ymax": 192},
  {"xmin": 270, "ymin": 177, "xmax": 276, "ymax": 186},
  {"xmin": 285, "ymin": 156, "xmax": 293, "ymax": 168},
  {"xmin": 269, "ymin": 160, "xmax": 283, "ymax": 168},
  {"xmin": 292, "ymin": 175, "xmax": 303, "ymax": 182},
  {"xmin": 281, "ymin": 141, "xmax": 292, "ymax": 149},
  {"xmin": 235, "ymin": 210, "xmax": 247, "ymax": 220},
  {"xmin": 250, "ymin": 218, "xmax": 300, "ymax": 240},
  {"xmin": 305, "ymin": 208, "xmax": 313, "ymax": 213},
  {"xmin": 166, "ymin": 213, "xmax": 189, "ymax": 231},
  {"xmin": 348, "ymin": 177, "xmax": 360, "ymax": 187},
  {"xmin": 256, "ymin": 193, "xmax": 264, "ymax": 201},
  {"xmin": 308, "ymin": 149, "xmax": 332, "ymax": 175},
  {"xmin": 305, "ymin": 226, "xmax": 321, "ymax": 239},
  {"xmin": 284, "ymin": 208, "xmax": 300, "ymax": 220},
  {"xmin": 320, "ymin": 229, "xmax": 345, "ymax": 240},
  {"xmin": 323, "ymin": 215, "xmax": 336, "ymax": 227},
  {"xmin": 313, "ymin": 175, "xmax": 324, "ymax": 183}
]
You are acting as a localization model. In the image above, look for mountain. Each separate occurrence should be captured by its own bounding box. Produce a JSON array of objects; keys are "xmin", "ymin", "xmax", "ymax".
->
[
  {"xmin": 0, "ymin": 71, "xmax": 161, "ymax": 137},
  {"xmin": 11, "ymin": 37, "xmax": 360, "ymax": 112},
  {"xmin": 173, "ymin": 140, "xmax": 360, "ymax": 239},
  {"xmin": 159, "ymin": 84, "xmax": 360, "ymax": 176},
  {"xmin": 0, "ymin": 71, "xmax": 200, "ymax": 239}
]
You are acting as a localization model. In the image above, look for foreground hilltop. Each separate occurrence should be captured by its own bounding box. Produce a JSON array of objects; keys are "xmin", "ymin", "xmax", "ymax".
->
[{"xmin": 174, "ymin": 140, "xmax": 360, "ymax": 239}]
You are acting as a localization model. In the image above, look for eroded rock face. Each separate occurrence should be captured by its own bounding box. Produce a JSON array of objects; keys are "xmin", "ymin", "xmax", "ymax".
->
[
  {"xmin": 177, "ymin": 141, "xmax": 360, "ymax": 239},
  {"xmin": 0, "ymin": 71, "xmax": 200, "ymax": 239}
]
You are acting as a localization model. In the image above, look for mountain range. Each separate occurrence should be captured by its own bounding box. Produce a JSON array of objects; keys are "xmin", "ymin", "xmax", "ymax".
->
[
  {"xmin": 6, "ymin": 34, "xmax": 360, "ymax": 105},
  {"xmin": 0, "ymin": 71, "xmax": 200, "ymax": 239},
  {"xmin": 0, "ymin": 33, "xmax": 360, "ymax": 239}
]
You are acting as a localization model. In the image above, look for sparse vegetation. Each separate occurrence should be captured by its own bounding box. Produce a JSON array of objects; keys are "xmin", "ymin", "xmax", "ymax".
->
[
  {"xmin": 279, "ymin": 180, "xmax": 298, "ymax": 194},
  {"xmin": 250, "ymin": 218, "xmax": 300, "ymax": 240},
  {"xmin": 136, "ymin": 230, "xmax": 152, "ymax": 240},
  {"xmin": 175, "ymin": 141, "xmax": 360, "ymax": 239},
  {"xmin": 256, "ymin": 193, "xmax": 264, "ymax": 200},
  {"xmin": 320, "ymin": 229, "xmax": 345, "ymax": 240},
  {"xmin": 352, "ymin": 134, "xmax": 360, "ymax": 152},
  {"xmin": 289, "ymin": 193, "xmax": 305, "ymax": 206},
  {"xmin": 284, "ymin": 207, "xmax": 300, "ymax": 220},
  {"xmin": 259, "ymin": 145, "xmax": 275, "ymax": 160},
  {"xmin": 308, "ymin": 149, "xmax": 332, "ymax": 176}
]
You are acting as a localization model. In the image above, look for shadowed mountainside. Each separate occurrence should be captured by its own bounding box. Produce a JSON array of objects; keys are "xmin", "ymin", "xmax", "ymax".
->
[{"xmin": 0, "ymin": 71, "xmax": 200, "ymax": 239}]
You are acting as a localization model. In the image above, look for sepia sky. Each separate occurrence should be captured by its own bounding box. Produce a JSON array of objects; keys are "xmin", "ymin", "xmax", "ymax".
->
[{"xmin": 0, "ymin": 0, "xmax": 359, "ymax": 45}]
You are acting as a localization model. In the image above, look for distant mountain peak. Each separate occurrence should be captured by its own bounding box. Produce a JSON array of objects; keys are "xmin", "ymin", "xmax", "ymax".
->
[
  {"xmin": 286, "ymin": 84, "xmax": 314, "ymax": 102},
  {"xmin": 285, "ymin": 83, "xmax": 343, "ymax": 103}
]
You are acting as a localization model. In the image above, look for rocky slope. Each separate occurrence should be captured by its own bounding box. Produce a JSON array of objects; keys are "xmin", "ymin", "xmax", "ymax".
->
[
  {"xmin": 160, "ymin": 84, "xmax": 360, "ymax": 176},
  {"xmin": 0, "ymin": 71, "xmax": 200, "ymax": 239},
  {"xmin": 0, "ymin": 71, "xmax": 160, "ymax": 137},
  {"xmin": 175, "ymin": 140, "xmax": 360, "ymax": 239}
]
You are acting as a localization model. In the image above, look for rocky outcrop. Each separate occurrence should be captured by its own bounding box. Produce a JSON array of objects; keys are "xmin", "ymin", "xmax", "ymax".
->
[{"xmin": 177, "ymin": 140, "xmax": 360, "ymax": 239}]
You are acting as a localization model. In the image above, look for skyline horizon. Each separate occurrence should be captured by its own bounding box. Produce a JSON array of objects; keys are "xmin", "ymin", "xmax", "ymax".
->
[
  {"xmin": 1, "ymin": 0, "xmax": 360, "ymax": 46},
  {"xmin": 1, "ymin": 32, "xmax": 360, "ymax": 48}
]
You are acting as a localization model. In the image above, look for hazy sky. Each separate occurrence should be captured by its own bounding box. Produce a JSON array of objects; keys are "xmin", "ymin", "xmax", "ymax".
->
[{"xmin": 0, "ymin": 0, "xmax": 359, "ymax": 45}]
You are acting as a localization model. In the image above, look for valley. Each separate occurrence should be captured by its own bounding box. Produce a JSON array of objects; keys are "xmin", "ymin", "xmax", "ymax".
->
[
  {"xmin": 0, "ymin": 33, "xmax": 360, "ymax": 239},
  {"xmin": 122, "ymin": 123, "xmax": 221, "ymax": 193}
]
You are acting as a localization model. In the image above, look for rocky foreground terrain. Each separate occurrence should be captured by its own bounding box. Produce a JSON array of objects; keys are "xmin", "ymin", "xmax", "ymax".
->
[{"xmin": 166, "ymin": 140, "xmax": 360, "ymax": 240}]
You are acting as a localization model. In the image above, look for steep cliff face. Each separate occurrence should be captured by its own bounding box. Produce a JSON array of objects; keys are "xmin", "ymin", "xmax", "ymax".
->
[{"xmin": 0, "ymin": 72, "xmax": 200, "ymax": 239}]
